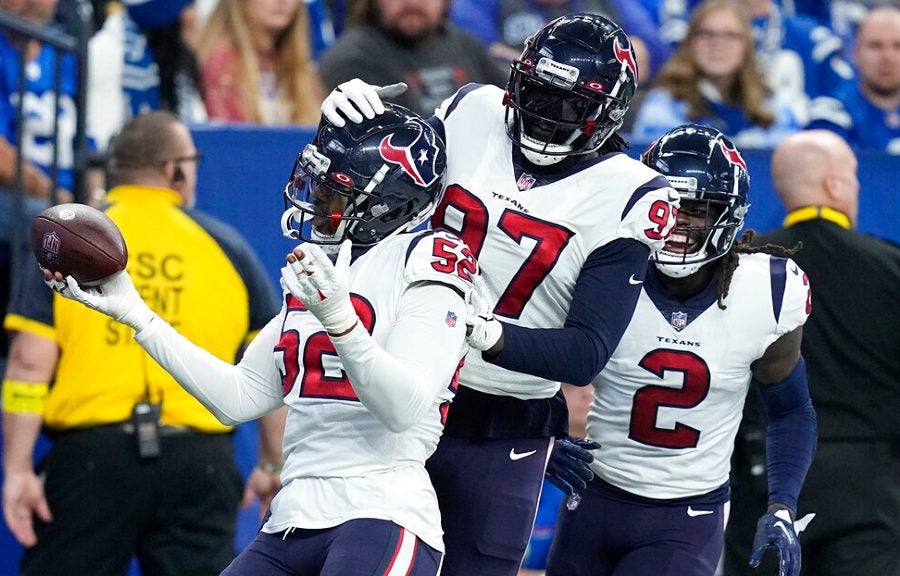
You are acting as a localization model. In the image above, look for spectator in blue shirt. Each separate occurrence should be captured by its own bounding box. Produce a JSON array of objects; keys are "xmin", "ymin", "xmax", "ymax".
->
[
  {"xmin": 806, "ymin": 6, "xmax": 900, "ymax": 154},
  {"xmin": 0, "ymin": 0, "xmax": 78, "ymax": 225},
  {"xmin": 639, "ymin": 0, "xmax": 853, "ymax": 108},
  {"xmin": 746, "ymin": 0, "xmax": 853, "ymax": 107},
  {"xmin": 629, "ymin": 0, "xmax": 800, "ymax": 148}
]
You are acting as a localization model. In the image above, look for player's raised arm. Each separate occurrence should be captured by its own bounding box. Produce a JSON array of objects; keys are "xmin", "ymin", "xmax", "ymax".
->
[{"xmin": 44, "ymin": 267, "xmax": 284, "ymax": 424}]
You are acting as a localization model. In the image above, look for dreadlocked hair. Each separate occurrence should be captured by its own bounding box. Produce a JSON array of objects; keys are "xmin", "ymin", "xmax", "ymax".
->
[
  {"xmin": 712, "ymin": 229, "xmax": 802, "ymax": 310},
  {"xmin": 599, "ymin": 132, "xmax": 628, "ymax": 154}
]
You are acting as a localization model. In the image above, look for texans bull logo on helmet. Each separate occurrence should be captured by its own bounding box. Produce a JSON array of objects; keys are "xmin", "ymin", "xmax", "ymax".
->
[
  {"xmin": 378, "ymin": 119, "xmax": 442, "ymax": 188},
  {"xmin": 719, "ymin": 139, "xmax": 748, "ymax": 171},
  {"xmin": 613, "ymin": 36, "xmax": 638, "ymax": 82}
]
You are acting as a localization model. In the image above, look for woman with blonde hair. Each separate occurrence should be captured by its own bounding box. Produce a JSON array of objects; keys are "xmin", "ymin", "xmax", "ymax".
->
[
  {"xmin": 197, "ymin": 0, "xmax": 323, "ymax": 124},
  {"xmin": 629, "ymin": 0, "xmax": 800, "ymax": 148}
]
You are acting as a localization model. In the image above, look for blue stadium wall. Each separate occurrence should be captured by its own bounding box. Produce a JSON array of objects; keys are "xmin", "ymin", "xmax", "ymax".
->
[{"xmin": 1, "ymin": 125, "xmax": 898, "ymax": 574}]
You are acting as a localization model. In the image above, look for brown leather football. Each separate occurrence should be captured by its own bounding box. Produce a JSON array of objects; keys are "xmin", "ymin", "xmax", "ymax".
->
[{"xmin": 30, "ymin": 203, "xmax": 128, "ymax": 286}]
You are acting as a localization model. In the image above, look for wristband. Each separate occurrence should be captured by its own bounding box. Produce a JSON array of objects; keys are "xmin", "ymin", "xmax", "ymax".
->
[
  {"xmin": 2, "ymin": 379, "xmax": 50, "ymax": 414},
  {"xmin": 258, "ymin": 462, "xmax": 283, "ymax": 475}
]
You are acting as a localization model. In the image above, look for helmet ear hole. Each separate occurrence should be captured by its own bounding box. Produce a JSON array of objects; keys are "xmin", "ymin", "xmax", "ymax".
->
[{"xmin": 379, "ymin": 204, "xmax": 406, "ymax": 224}]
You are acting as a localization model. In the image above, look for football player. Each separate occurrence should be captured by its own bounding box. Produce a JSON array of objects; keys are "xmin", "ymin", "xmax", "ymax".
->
[
  {"xmin": 320, "ymin": 13, "xmax": 680, "ymax": 576},
  {"xmin": 45, "ymin": 104, "xmax": 477, "ymax": 576},
  {"xmin": 544, "ymin": 125, "xmax": 817, "ymax": 576}
]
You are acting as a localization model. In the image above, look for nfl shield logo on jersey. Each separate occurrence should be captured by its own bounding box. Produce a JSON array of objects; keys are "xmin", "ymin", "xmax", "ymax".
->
[
  {"xmin": 670, "ymin": 311, "xmax": 688, "ymax": 330},
  {"xmin": 516, "ymin": 172, "xmax": 536, "ymax": 191},
  {"xmin": 446, "ymin": 311, "xmax": 458, "ymax": 327}
]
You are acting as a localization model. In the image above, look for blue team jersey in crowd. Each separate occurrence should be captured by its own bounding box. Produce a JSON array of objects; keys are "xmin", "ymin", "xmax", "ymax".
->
[
  {"xmin": 629, "ymin": 88, "xmax": 801, "ymax": 149},
  {"xmin": 0, "ymin": 31, "xmax": 78, "ymax": 191},
  {"xmin": 122, "ymin": 15, "xmax": 161, "ymax": 118},
  {"xmin": 753, "ymin": 10, "xmax": 853, "ymax": 99},
  {"xmin": 119, "ymin": 15, "xmax": 206, "ymax": 124},
  {"xmin": 306, "ymin": 0, "xmax": 336, "ymax": 60},
  {"xmin": 807, "ymin": 81, "xmax": 900, "ymax": 154}
]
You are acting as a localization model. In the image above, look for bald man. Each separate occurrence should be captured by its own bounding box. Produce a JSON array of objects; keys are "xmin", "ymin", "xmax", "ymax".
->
[
  {"xmin": 806, "ymin": 6, "xmax": 900, "ymax": 153},
  {"xmin": 725, "ymin": 130, "xmax": 900, "ymax": 576}
]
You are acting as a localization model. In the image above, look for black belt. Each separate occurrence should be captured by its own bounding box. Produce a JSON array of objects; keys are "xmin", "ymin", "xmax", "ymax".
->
[
  {"xmin": 113, "ymin": 422, "xmax": 195, "ymax": 435},
  {"xmin": 47, "ymin": 422, "xmax": 199, "ymax": 438}
]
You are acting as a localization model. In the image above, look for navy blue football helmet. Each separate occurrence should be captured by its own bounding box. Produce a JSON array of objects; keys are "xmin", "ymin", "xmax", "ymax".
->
[
  {"xmin": 641, "ymin": 124, "xmax": 750, "ymax": 277},
  {"xmin": 282, "ymin": 103, "xmax": 447, "ymax": 247},
  {"xmin": 506, "ymin": 13, "xmax": 639, "ymax": 166}
]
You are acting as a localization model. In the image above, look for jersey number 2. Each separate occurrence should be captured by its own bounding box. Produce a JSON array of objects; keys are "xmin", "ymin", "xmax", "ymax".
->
[{"xmin": 629, "ymin": 349, "xmax": 711, "ymax": 449}]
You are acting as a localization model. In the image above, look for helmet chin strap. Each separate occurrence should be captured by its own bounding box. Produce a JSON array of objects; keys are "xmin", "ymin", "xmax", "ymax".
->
[
  {"xmin": 519, "ymin": 133, "xmax": 571, "ymax": 166},
  {"xmin": 311, "ymin": 215, "xmax": 351, "ymax": 255},
  {"xmin": 654, "ymin": 259, "xmax": 707, "ymax": 278},
  {"xmin": 310, "ymin": 228, "xmax": 344, "ymax": 255},
  {"xmin": 521, "ymin": 147, "xmax": 568, "ymax": 166}
]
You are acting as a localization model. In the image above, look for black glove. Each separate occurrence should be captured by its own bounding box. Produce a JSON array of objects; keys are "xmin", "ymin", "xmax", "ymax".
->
[{"xmin": 545, "ymin": 436, "xmax": 601, "ymax": 496}]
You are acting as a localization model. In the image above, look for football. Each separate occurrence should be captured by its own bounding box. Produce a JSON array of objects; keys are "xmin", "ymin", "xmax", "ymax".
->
[{"xmin": 30, "ymin": 203, "xmax": 128, "ymax": 286}]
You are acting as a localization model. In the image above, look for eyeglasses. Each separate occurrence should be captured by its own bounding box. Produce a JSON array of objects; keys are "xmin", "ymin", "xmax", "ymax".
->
[
  {"xmin": 693, "ymin": 29, "xmax": 744, "ymax": 43},
  {"xmin": 161, "ymin": 152, "xmax": 204, "ymax": 166},
  {"xmin": 172, "ymin": 153, "xmax": 203, "ymax": 165}
]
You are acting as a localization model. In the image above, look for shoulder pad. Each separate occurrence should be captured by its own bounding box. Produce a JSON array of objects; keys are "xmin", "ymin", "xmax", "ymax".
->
[
  {"xmin": 433, "ymin": 83, "xmax": 492, "ymax": 123},
  {"xmin": 776, "ymin": 257, "xmax": 811, "ymax": 334},
  {"xmin": 404, "ymin": 230, "xmax": 477, "ymax": 298},
  {"xmin": 617, "ymin": 174, "xmax": 679, "ymax": 251}
]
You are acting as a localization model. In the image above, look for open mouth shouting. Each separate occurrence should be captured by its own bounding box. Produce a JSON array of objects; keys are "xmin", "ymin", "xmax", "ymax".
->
[{"xmin": 664, "ymin": 228, "xmax": 702, "ymax": 255}]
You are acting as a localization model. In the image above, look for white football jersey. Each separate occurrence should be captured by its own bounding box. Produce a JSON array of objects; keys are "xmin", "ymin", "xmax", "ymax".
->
[
  {"xmin": 262, "ymin": 230, "xmax": 473, "ymax": 551},
  {"xmin": 588, "ymin": 253, "xmax": 810, "ymax": 499},
  {"xmin": 432, "ymin": 84, "xmax": 678, "ymax": 400}
]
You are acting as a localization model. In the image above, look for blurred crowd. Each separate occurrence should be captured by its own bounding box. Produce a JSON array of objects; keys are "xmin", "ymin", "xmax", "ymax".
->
[
  {"xmin": 10, "ymin": 0, "xmax": 900, "ymax": 153},
  {"xmin": 1, "ymin": 1, "xmax": 899, "ymax": 576},
  {"xmin": 0, "ymin": 0, "xmax": 896, "ymax": 216},
  {"xmin": 92, "ymin": 0, "xmax": 900, "ymax": 149}
]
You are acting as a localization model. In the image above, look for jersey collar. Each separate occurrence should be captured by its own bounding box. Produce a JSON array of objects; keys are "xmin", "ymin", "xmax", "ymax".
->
[
  {"xmin": 783, "ymin": 206, "xmax": 851, "ymax": 230},
  {"xmin": 644, "ymin": 266, "xmax": 719, "ymax": 332},
  {"xmin": 105, "ymin": 185, "xmax": 184, "ymax": 207}
]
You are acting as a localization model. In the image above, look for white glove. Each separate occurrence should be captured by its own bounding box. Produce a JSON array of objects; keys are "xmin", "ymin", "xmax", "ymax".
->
[
  {"xmin": 47, "ymin": 270, "xmax": 156, "ymax": 331},
  {"xmin": 280, "ymin": 240, "xmax": 358, "ymax": 335},
  {"xmin": 320, "ymin": 79, "xmax": 408, "ymax": 127},
  {"xmin": 465, "ymin": 276, "xmax": 503, "ymax": 352}
]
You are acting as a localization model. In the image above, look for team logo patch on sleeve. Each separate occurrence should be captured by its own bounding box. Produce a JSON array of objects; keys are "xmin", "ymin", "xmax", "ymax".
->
[{"xmin": 446, "ymin": 311, "xmax": 458, "ymax": 327}]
